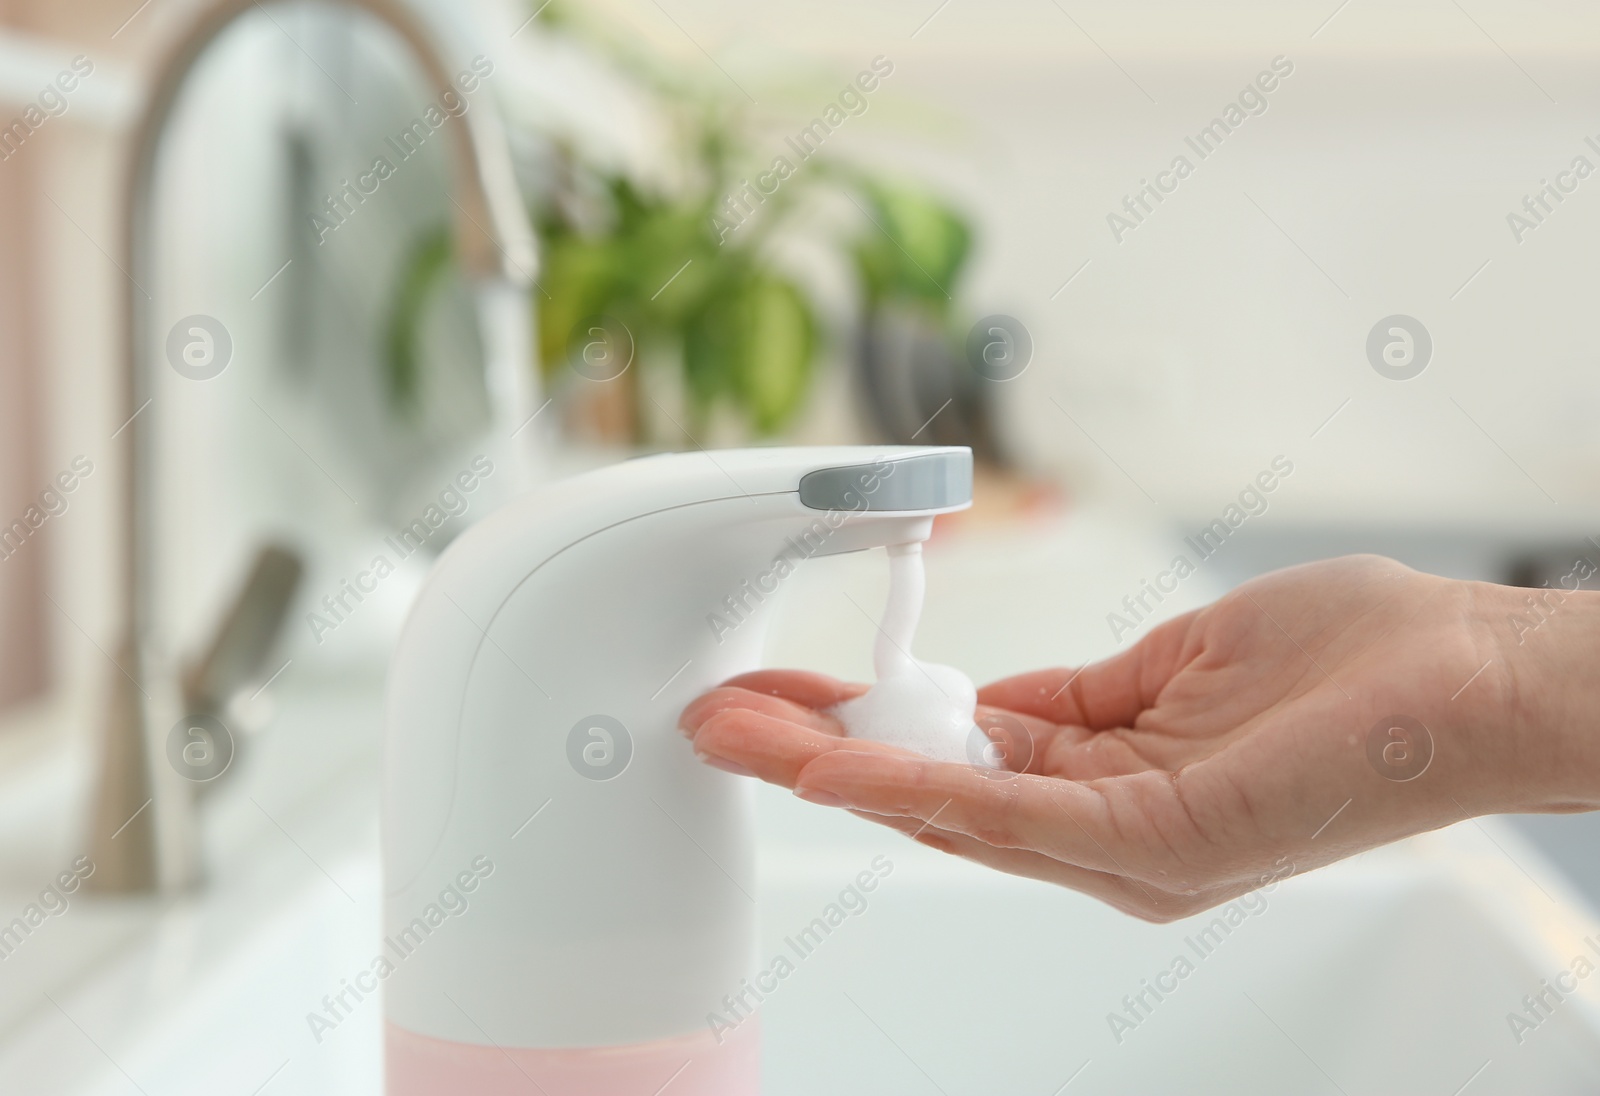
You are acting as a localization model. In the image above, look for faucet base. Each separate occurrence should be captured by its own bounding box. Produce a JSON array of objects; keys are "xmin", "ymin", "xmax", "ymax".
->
[
  {"xmin": 385, "ymin": 1018, "xmax": 760, "ymax": 1095},
  {"xmin": 84, "ymin": 637, "xmax": 158, "ymax": 893}
]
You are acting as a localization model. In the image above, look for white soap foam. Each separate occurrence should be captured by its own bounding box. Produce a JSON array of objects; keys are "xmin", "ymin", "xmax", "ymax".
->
[{"xmin": 831, "ymin": 542, "xmax": 992, "ymax": 766}]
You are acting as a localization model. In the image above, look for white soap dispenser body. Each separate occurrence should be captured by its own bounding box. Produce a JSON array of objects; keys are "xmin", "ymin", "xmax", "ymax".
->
[{"xmin": 381, "ymin": 446, "xmax": 971, "ymax": 1094}]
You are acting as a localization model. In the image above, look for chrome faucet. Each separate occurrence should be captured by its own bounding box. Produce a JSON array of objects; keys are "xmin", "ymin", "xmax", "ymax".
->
[{"xmin": 88, "ymin": 0, "xmax": 538, "ymax": 893}]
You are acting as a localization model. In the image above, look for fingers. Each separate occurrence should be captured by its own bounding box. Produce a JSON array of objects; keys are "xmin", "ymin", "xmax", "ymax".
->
[
  {"xmin": 680, "ymin": 685, "xmax": 842, "ymax": 738},
  {"xmin": 975, "ymin": 701, "xmax": 1195, "ymax": 783},
  {"xmin": 971, "ymin": 706, "xmax": 1081, "ymax": 776},
  {"xmin": 717, "ymin": 670, "xmax": 867, "ymax": 711},
  {"xmin": 793, "ymin": 750, "xmax": 1210, "ymax": 886},
  {"xmin": 977, "ymin": 669, "xmax": 1108, "ymax": 725},
  {"xmin": 686, "ymin": 708, "xmax": 912, "ymax": 788},
  {"xmin": 977, "ymin": 610, "xmax": 1200, "ymax": 728},
  {"xmin": 970, "ymin": 704, "xmax": 1175, "ymax": 781},
  {"xmin": 690, "ymin": 673, "xmax": 1163, "ymax": 782}
]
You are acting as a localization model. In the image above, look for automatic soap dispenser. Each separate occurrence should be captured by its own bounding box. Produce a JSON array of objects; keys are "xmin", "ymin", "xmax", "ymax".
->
[{"xmin": 382, "ymin": 445, "xmax": 972, "ymax": 1094}]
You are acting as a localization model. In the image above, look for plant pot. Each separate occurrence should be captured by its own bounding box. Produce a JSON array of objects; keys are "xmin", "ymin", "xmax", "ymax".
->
[{"xmin": 855, "ymin": 304, "xmax": 1007, "ymax": 465}]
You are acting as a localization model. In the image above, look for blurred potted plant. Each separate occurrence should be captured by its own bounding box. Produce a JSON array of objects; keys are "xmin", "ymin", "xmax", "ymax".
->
[
  {"xmin": 382, "ymin": 2, "xmax": 983, "ymax": 451},
  {"xmin": 841, "ymin": 170, "xmax": 1007, "ymax": 463}
]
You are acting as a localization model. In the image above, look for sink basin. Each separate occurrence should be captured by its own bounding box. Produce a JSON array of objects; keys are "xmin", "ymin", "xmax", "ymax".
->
[
  {"xmin": 5, "ymin": 784, "xmax": 1599, "ymax": 1095},
  {"xmin": 756, "ymin": 797, "xmax": 1600, "ymax": 1095},
  {"xmin": 3, "ymin": 514, "xmax": 1598, "ymax": 1093}
]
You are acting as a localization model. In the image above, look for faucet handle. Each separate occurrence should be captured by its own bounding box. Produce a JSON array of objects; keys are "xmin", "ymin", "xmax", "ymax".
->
[{"xmin": 180, "ymin": 543, "xmax": 304, "ymax": 716}]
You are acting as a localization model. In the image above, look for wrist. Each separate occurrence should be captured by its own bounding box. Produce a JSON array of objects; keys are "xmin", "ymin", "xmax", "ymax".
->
[{"xmin": 1483, "ymin": 577, "xmax": 1600, "ymax": 811}]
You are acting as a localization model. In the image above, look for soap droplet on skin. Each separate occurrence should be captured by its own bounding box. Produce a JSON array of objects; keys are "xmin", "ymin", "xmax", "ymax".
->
[{"xmin": 832, "ymin": 542, "xmax": 995, "ymax": 768}]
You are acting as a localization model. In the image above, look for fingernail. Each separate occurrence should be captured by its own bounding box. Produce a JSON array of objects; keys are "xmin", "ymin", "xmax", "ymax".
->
[
  {"xmin": 696, "ymin": 752, "xmax": 756, "ymax": 778},
  {"xmin": 793, "ymin": 787, "xmax": 851, "ymax": 808}
]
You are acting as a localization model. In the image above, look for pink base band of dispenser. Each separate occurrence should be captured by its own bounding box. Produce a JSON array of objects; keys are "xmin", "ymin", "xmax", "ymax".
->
[{"xmin": 385, "ymin": 1017, "xmax": 761, "ymax": 1096}]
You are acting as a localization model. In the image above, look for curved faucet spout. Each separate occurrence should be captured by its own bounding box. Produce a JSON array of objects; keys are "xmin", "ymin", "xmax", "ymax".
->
[{"xmin": 90, "ymin": 0, "xmax": 539, "ymax": 893}]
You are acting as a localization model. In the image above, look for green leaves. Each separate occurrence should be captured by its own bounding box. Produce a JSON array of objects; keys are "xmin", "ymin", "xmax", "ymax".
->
[
  {"xmin": 732, "ymin": 275, "xmax": 815, "ymax": 432},
  {"xmin": 529, "ymin": 168, "xmax": 820, "ymax": 437},
  {"xmin": 684, "ymin": 270, "xmax": 815, "ymax": 434},
  {"xmin": 382, "ymin": 228, "xmax": 453, "ymax": 414},
  {"xmin": 379, "ymin": 12, "xmax": 976, "ymax": 443},
  {"xmin": 536, "ymin": 231, "xmax": 627, "ymax": 378},
  {"xmin": 848, "ymin": 177, "xmax": 971, "ymax": 316}
]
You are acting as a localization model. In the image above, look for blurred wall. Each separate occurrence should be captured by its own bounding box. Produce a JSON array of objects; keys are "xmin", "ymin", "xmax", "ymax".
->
[
  {"xmin": 0, "ymin": 1, "xmax": 151, "ymax": 721},
  {"xmin": 0, "ymin": 77, "xmax": 46, "ymax": 710},
  {"xmin": 9, "ymin": 0, "xmax": 1600, "ymax": 716},
  {"xmin": 574, "ymin": 0, "xmax": 1600, "ymax": 533}
]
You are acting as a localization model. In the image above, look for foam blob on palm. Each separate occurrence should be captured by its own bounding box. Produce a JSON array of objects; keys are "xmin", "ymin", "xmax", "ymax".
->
[{"xmin": 830, "ymin": 543, "xmax": 994, "ymax": 768}]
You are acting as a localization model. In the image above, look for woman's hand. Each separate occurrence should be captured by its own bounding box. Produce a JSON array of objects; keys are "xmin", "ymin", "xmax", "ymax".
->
[{"xmin": 680, "ymin": 555, "xmax": 1600, "ymax": 921}]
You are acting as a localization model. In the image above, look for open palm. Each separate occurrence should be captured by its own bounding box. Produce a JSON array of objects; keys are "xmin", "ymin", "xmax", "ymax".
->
[{"xmin": 680, "ymin": 555, "xmax": 1553, "ymax": 920}]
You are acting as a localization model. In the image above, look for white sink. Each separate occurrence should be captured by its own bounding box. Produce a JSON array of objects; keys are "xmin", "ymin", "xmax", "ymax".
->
[
  {"xmin": 756, "ymin": 797, "xmax": 1600, "ymax": 1094},
  {"xmin": 3, "ymin": 514, "xmax": 1598, "ymax": 1093},
  {"xmin": 5, "ymin": 786, "xmax": 1599, "ymax": 1095}
]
